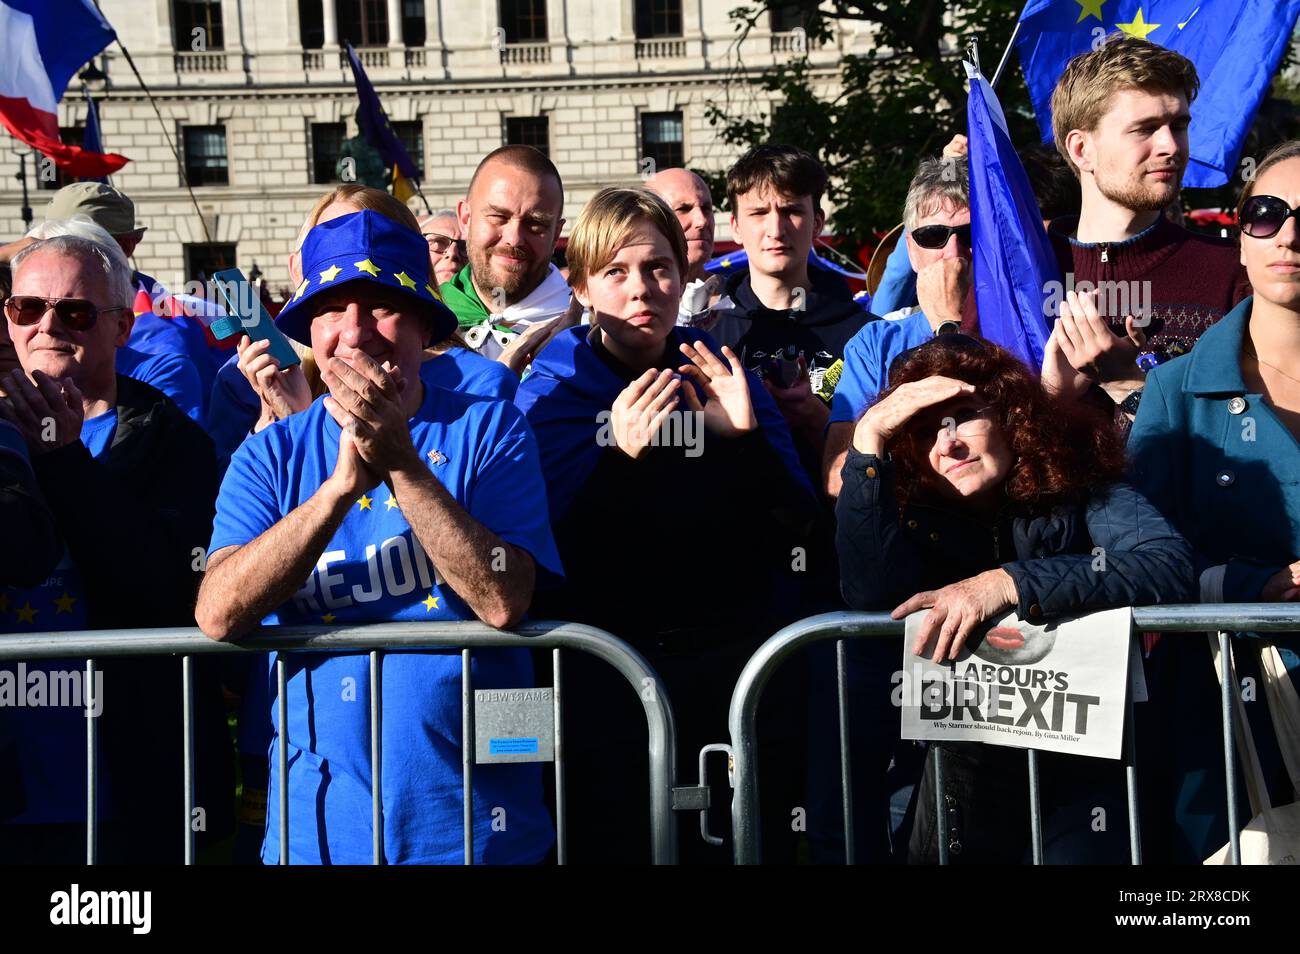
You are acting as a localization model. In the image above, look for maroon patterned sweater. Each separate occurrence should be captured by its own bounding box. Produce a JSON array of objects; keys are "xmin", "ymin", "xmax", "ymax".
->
[{"xmin": 1047, "ymin": 215, "xmax": 1252, "ymax": 362}]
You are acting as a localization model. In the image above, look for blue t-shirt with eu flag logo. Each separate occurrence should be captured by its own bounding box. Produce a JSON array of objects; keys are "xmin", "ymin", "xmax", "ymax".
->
[{"xmin": 209, "ymin": 382, "xmax": 563, "ymax": 865}]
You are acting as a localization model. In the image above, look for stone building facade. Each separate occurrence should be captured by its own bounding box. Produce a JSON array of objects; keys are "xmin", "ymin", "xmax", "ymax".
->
[{"xmin": 0, "ymin": 1, "xmax": 876, "ymax": 293}]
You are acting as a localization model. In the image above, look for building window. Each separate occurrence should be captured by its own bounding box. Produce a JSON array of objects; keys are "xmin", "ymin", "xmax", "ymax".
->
[
  {"xmin": 641, "ymin": 111, "xmax": 683, "ymax": 170},
  {"xmin": 299, "ymin": 0, "xmax": 324, "ymax": 48},
  {"xmin": 501, "ymin": 0, "xmax": 547, "ymax": 43},
  {"xmin": 311, "ymin": 122, "xmax": 346, "ymax": 184},
  {"xmin": 338, "ymin": 0, "xmax": 389, "ymax": 47},
  {"xmin": 185, "ymin": 243, "xmax": 237, "ymax": 283},
  {"xmin": 182, "ymin": 125, "xmax": 229, "ymax": 186},
  {"xmin": 635, "ymin": 0, "xmax": 681, "ymax": 38},
  {"xmin": 505, "ymin": 116, "xmax": 549, "ymax": 156},
  {"xmin": 769, "ymin": 2, "xmax": 805, "ymax": 33},
  {"xmin": 392, "ymin": 120, "xmax": 425, "ymax": 180},
  {"xmin": 402, "ymin": 0, "xmax": 426, "ymax": 46},
  {"xmin": 36, "ymin": 127, "xmax": 84, "ymax": 191},
  {"xmin": 173, "ymin": 0, "xmax": 225, "ymax": 50}
]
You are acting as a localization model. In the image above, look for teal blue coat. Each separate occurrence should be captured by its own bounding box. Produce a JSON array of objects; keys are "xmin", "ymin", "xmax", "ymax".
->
[{"xmin": 1129, "ymin": 296, "xmax": 1300, "ymax": 861}]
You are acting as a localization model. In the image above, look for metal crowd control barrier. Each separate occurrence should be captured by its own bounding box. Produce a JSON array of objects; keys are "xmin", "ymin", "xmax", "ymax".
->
[
  {"xmin": 0, "ymin": 620, "xmax": 681, "ymax": 865},
  {"xmin": 726, "ymin": 605, "xmax": 1300, "ymax": 865}
]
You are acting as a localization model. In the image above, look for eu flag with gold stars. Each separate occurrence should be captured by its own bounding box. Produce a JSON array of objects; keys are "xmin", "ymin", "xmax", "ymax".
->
[
  {"xmin": 1015, "ymin": 0, "xmax": 1300, "ymax": 187},
  {"xmin": 342, "ymin": 41, "xmax": 421, "ymax": 202}
]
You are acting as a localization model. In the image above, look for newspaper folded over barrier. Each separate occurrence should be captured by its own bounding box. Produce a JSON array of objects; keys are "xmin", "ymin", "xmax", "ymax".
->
[{"xmin": 900, "ymin": 607, "xmax": 1138, "ymax": 759}]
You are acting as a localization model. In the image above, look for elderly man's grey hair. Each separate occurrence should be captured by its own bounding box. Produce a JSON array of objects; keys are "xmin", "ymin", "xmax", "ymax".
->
[
  {"xmin": 11, "ymin": 230, "xmax": 136, "ymax": 312},
  {"xmin": 903, "ymin": 156, "xmax": 970, "ymax": 232}
]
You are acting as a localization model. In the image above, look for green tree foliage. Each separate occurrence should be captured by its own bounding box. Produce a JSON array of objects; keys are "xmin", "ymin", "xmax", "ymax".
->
[{"xmin": 699, "ymin": 1, "xmax": 1037, "ymax": 245}]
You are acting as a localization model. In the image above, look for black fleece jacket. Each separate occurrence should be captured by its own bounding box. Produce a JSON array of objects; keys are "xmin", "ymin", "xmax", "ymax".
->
[{"xmin": 31, "ymin": 375, "xmax": 217, "ymax": 628}]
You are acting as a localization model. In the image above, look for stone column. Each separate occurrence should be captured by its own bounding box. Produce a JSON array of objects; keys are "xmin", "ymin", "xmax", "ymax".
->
[
  {"xmin": 387, "ymin": 0, "xmax": 404, "ymax": 47},
  {"xmin": 323, "ymin": 0, "xmax": 339, "ymax": 48}
]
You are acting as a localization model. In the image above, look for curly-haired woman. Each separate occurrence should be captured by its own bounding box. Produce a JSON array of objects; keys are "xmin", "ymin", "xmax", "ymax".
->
[{"xmin": 836, "ymin": 335, "xmax": 1195, "ymax": 863}]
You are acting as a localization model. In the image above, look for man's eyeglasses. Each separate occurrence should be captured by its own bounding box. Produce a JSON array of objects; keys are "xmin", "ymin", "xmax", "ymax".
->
[
  {"xmin": 911, "ymin": 223, "xmax": 972, "ymax": 250},
  {"xmin": 423, "ymin": 233, "xmax": 468, "ymax": 258},
  {"xmin": 3, "ymin": 295, "xmax": 131, "ymax": 331},
  {"xmin": 1239, "ymin": 195, "xmax": 1300, "ymax": 239}
]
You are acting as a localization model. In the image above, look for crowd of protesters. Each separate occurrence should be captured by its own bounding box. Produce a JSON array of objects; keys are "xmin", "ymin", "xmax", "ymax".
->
[{"xmin": 1, "ymin": 34, "xmax": 1298, "ymax": 865}]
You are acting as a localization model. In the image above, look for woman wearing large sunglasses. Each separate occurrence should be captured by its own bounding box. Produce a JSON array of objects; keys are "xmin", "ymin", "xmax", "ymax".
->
[
  {"xmin": 838, "ymin": 335, "xmax": 1194, "ymax": 862},
  {"xmin": 1128, "ymin": 140, "xmax": 1300, "ymax": 862}
]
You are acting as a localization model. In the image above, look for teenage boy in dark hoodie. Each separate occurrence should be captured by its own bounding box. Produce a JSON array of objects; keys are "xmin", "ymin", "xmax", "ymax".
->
[{"xmin": 709, "ymin": 145, "xmax": 875, "ymax": 484}]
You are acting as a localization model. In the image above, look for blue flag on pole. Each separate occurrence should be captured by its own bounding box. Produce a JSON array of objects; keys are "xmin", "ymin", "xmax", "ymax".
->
[
  {"xmin": 342, "ymin": 41, "xmax": 420, "ymax": 201},
  {"xmin": 78, "ymin": 87, "xmax": 107, "ymax": 184},
  {"xmin": 965, "ymin": 59, "xmax": 1059, "ymax": 371},
  {"xmin": 1015, "ymin": 0, "xmax": 1300, "ymax": 188}
]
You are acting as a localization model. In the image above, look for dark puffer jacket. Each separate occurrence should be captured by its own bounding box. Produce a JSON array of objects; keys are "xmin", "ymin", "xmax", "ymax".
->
[
  {"xmin": 835, "ymin": 447, "xmax": 1196, "ymax": 863},
  {"xmin": 837, "ymin": 449, "xmax": 1195, "ymax": 619}
]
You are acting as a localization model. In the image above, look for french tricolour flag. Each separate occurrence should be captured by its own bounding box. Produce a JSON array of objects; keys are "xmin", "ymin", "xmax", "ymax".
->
[{"xmin": 0, "ymin": 0, "xmax": 129, "ymax": 177}]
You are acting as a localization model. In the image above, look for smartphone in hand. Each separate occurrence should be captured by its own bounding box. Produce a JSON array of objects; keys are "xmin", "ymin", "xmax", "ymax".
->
[{"xmin": 209, "ymin": 268, "xmax": 301, "ymax": 368}]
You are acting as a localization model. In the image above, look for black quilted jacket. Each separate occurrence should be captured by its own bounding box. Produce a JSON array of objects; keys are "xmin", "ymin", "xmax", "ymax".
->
[{"xmin": 836, "ymin": 448, "xmax": 1196, "ymax": 618}]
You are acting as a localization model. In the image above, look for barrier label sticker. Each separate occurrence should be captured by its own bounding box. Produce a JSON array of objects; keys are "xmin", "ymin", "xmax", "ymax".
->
[
  {"xmin": 474, "ymin": 687, "xmax": 554, "ymax": 764},
  {"xmin": 490, "ymin": 737, "xmax": 539, "ymax": 755}
]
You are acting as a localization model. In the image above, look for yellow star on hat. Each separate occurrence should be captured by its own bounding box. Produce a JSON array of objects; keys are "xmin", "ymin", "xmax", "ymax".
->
[
  {"xmin": 292, "ymin": 279, "xmax": 309, "ymax": 301},
  {"xmin": 425, "ymin": 283, "xmax": 437, "ymax": 296},
  {"xmin": 320, "ymin": 264, "xmax": 343, "ymax": 283},
  {"xmin": 393, "ymin": 271, "xmax": 417, "ymax": 290},
  {"xmin": 354, "ymin": 258, "xmax": 381, "ymax": 276}
]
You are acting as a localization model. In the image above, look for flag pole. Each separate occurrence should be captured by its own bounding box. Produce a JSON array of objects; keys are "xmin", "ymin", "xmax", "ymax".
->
[
  {"xmin": 90, "ymin": 1, "xmax": 214, "ymax": 247},
  {"xmin": 990, "ymin": 20, "xmax": 1023, "ymax": 90},
  {"xmin": 408, "ymin": 178, "xmax": 434, "ymax": 216}
]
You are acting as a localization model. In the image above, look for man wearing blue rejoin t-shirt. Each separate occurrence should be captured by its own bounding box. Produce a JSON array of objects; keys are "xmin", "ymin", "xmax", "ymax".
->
[{"xmin": 195, "ymin": 209, "xmax": 563, "ymax": 865}]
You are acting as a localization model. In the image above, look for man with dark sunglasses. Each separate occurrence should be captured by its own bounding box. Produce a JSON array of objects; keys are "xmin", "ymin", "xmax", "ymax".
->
[
  {"xmin": 1040, "ymin": 36, "xmax": 1251, "ymax": 421},
  {"xmin": 0, "ymin": 235, "xmax": 234, "ymax": 863},
  {"xmin": 823, "ymin": 154, "xmax": 974, "ymax": 499}
]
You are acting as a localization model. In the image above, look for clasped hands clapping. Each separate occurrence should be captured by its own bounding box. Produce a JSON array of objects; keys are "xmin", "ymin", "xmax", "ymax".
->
[{"xmin": 1040, "ymin": 287, "xmax": 1148, "ymax": 402}]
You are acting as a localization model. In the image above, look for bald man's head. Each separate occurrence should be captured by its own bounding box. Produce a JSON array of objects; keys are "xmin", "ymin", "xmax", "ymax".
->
[
  {"xmin": 458, "ymin": 146, "xmax": 566, "ymax": 306},
  {"xmin": 645, "ymin": 168, "xmax": 715, "ymax": 282}
]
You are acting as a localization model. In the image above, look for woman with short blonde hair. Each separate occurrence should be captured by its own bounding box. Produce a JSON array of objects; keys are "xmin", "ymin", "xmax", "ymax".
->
[{"xmin": 513, "ymin": 186, "xmax": 818, "ymax": 863}]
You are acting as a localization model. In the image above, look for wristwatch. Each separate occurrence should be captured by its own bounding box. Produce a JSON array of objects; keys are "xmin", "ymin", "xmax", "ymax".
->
[{"xmin": 1118, "ymin": 388, "xmax": 1143, "ymax": 416}]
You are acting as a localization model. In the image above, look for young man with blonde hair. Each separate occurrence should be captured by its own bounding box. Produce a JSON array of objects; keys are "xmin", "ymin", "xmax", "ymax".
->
[{"xmin": 1039, "ymin": 34, "xmax": 1250, "ymax": 418}]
